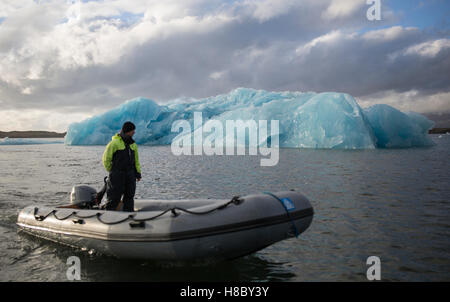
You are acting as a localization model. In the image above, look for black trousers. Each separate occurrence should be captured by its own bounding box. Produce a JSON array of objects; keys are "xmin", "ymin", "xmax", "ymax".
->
[{"xmin": 106, "ymin": 170, "xmax": 136, "ymax": 212}]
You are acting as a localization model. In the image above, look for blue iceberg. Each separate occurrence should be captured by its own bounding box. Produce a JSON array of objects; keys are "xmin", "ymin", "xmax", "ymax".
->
[
  {"xmin": 364, "ymin": 104, "xmax": 435, "ymax": 148},
  {"xmin": 64, "ymin": 97, "xmax": 161, "ymax": 145},
  {"xmin": 64, "ymin": 88, "xmax": 435, "ymax": 149}
]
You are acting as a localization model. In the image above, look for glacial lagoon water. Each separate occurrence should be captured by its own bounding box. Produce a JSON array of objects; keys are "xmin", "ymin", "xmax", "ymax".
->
[{"xmin": 0, "ymin": 135, "xmax": 449, "ymax": 281}]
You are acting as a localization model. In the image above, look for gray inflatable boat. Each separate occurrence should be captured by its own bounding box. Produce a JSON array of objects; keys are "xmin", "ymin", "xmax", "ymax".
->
[{"xmin": 17, "ymin": 190, "xmax": 313, "ymax": 264}]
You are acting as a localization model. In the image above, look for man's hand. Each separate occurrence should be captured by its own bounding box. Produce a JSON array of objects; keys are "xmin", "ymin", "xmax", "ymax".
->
[{"xmin": 137, "ymin": 178, "xmax": 141, "ymax": 182}]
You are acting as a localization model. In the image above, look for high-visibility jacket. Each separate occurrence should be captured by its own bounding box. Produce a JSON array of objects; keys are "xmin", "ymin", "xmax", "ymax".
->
[{"xmin": 102, "ymin": 133, "xmax": 141, "ymax": 178}]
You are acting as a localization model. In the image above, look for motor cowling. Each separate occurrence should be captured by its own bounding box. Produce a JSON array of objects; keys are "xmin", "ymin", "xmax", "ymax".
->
[{"xmin": 70, "ymin": 185, "xmax": 97, "ymax": 207}]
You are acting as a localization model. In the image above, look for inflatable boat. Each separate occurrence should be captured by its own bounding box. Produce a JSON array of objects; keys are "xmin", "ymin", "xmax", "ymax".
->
[{"xmin": 17, "ymin": 187, "xmax": 313, "ymax": 264}]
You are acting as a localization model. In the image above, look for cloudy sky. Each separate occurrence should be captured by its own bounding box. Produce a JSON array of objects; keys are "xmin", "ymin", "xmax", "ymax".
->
[{"xmin": 0, "ymin": 0, "xmax": 449, "ymax": 131}]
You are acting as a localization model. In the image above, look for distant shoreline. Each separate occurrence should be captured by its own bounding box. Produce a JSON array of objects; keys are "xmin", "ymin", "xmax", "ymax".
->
[
  {"xmin": 0, "ymin": 128, "xmax": 448, "ymax": 138},
  {"xmin": 0, "ymin": 131, "xmax": 66, "ymax": 138},
  {"xmin": 428, "ymin": 128, "xmax": 450, "ymax": 134}
]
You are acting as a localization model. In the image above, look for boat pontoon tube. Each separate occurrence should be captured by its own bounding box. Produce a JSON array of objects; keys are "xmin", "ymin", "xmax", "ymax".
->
[{"xmin": 17, "ymin": 191, "xmax": 314, "ymax": 263}]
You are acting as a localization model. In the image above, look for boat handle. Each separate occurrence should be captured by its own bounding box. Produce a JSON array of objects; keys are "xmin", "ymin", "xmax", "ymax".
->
[
  {"xmin": 129, "ymin": 221, "xmax": 145, "ymax": 228},
  {"xmin": 35, "ymin": 215, "xmax": 45, "ymax": 221},
  {"xmin": 72, "ymin": 219, "xmax": 85, "ymax": 224}
]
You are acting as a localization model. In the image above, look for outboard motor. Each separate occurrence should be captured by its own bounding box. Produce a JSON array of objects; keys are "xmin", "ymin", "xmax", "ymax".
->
[{"xmin": 70, "ymin": 185, "xmax": 97, "ymax": 208}]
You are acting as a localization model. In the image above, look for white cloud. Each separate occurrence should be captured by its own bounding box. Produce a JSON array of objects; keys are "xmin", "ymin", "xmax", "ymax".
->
[
  {"xmin": 0, "ymin": 0, "xmax": 32, "ymax": 18},
  {"xmin": 0, "ymin": 109, "xmax": 90, "ymax": 132},
  {"xmin": 362, "ymin": 26, "xmax": 417, "ymax": 42},
  {"xmin": 296, "ymin": 30, "xmax": 349, "ymax": 56},
  {"xmin": 358, "ymin": 90, "xmax": 450, "ymax": 114},
  {"xmin": 322, "ymin": 0, "xmax": 365, "ymax": 20},
  {"xmin": 404, "ymin": 38, "xmax": 450, "ymax": 58},
  {"xmin": 0, "ymin": 0, "xmax": 235, "ymax": 94},
  {"xmin": 387, "ymin": 38, "xmax": 450, "ymax": 61},
  {"xmin": 238, "ymin": 0, "xmax": 302, "ymax": 22},
  {"xmin": 209, "ymin": 70, "xmax": 226, "ymax": 80}
]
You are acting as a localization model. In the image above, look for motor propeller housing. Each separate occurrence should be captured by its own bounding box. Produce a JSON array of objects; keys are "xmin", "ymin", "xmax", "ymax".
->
[{"xmin": 70, "ymin": 185, "xmax": 97, "ymax": 207}]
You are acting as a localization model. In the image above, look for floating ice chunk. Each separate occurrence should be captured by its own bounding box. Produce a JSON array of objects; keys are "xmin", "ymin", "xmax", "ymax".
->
[
  {"xmin": 64, "ymin": 97, "xmax": 161, "ymax": 145},
  {"xmin": 282, "ymin": 92, "xmax": 376, "ymax": 149},
  {"xmin": 64, "ymin": 88, "xmax": 435, "ymax": 149},
  {"xmin": 363, "ymin": 104, "xmax": 435, "ymax": 148}
]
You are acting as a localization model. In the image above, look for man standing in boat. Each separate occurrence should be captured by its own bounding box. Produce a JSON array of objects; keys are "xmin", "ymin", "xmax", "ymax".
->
[{"xmin": 102, "ymin": 121, "xmax": 142, "ymax": 211}]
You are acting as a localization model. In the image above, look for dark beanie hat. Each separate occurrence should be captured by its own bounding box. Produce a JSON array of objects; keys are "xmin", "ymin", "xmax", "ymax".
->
[{"xmin": 122, "ymin": 121, "xmax": 136, "ymax": 133}]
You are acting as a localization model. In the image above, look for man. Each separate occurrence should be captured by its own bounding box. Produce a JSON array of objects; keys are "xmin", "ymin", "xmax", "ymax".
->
[{"xmin": 102, "ymin": 121, "xmax": 142, "ymax": 211}]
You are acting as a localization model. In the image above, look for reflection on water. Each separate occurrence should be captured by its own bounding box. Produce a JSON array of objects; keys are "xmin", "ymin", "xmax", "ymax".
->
[
  {"xmin": 15, "ymin": 231, "xmax": 295, "ymax": 282},
  {"xmin": 0, "ymin": 135, "xmax": 449, "ymax": 281}
]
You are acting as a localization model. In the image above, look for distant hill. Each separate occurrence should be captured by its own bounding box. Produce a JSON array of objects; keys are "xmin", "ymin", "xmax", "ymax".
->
[
  {"xmin": 428, "ymin": 128, "xmax": 450, "ymax": 134},
  {"xmin": 423, "ymin": 113, "xmax": 450, "ymax": 128},
  {"xmin": 0, "ymin": 131, "xmax": 66, "ymax": 138},
  {"xmin": 423, "ymin": 113, "xmax": 450, "ymax": 134}
]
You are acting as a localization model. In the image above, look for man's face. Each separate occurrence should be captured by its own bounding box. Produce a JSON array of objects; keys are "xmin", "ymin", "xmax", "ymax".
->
[{"xmin": 126, "ymin": 130, "xmax": 135, "ymax": 137}]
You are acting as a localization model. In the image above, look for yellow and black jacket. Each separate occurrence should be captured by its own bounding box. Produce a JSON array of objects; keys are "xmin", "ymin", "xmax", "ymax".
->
[{"xmin": 102, "ymin": 133, "xmax": 141, "ymax": 179}]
